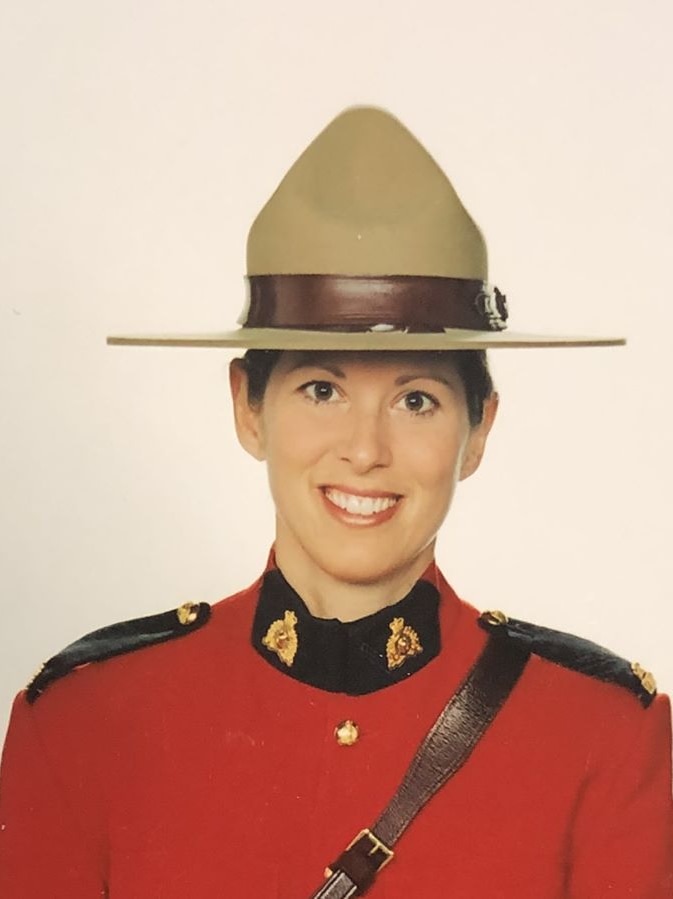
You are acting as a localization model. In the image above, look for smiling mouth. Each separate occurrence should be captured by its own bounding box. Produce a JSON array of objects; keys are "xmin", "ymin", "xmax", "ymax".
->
[{"xmin": 322, "ymin": 487, "xmax": 401, "ymax": 517}]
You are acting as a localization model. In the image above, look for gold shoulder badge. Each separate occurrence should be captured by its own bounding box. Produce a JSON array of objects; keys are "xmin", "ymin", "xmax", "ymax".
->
[
  {"xmin": 177, "ymin": 602, "xmax": 200, "ymax": 625},
  {"xmin": 481, "ymin": 609, "xmax": 508, "ymax": 626},
  {"xmin": 262, "ymin": 610, "xmax": 299, "ymax": 667},
  {"xmin": 631, "ymin": 661, "xmax": 657, "ymax": 696},
  {"xmin": 386, "ymin": 617, "xmax": 423, "ymax": 670}
]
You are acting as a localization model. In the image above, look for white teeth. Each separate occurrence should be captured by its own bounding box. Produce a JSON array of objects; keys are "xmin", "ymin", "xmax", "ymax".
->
[{"xmin": 324, "ymin": 489, "xmax": 399, "ymax": 516}]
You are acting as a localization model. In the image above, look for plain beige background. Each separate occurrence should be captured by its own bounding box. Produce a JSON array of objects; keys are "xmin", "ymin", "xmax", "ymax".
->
[{"xmin": 1, "ymin": 0, "xmax": 672, "ymax": 741}]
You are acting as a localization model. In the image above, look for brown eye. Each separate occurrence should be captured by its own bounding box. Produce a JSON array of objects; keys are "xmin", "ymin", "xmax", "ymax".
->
[
  {"xmin": 400, "ymin": 391, "xmax": 437, "ymax": 414},
  {"xmin": 303, "ymin": 381, "xmax": 337, "ymax": 403}
]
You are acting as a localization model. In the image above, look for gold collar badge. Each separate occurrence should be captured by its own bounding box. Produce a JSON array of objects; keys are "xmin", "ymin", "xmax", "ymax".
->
[
  {"xmin": 386, "ymin": 617, "xmax": 423, "ymax": 670},
  {"xmin": 262, "ymin": 610, "xmax": 299, "ymax": 667}
]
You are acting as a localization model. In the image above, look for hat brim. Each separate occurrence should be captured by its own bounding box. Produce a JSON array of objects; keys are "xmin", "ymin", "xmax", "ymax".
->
[{"xmin": 106, "ymin": 327, "xmax": 625, "ymax": 350}]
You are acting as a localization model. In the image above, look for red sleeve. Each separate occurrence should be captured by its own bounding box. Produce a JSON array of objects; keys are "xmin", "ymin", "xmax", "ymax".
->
[
  {"xmin": 0, "ymin": 691, "xmax": 107, "ymax": 897},
  {"xmin": 569, "ymin": 692, "xmax": 673, "ymax": 897}
]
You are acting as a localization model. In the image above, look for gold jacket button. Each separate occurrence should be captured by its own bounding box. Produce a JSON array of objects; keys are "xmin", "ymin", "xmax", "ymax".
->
[{"xmin": 335, "ymin": 720, "xmax": 359, "ymax": 746}]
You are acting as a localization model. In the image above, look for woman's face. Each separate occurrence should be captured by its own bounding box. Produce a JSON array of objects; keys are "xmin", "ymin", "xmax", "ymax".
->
[{"xmin": 231, "ymin": 351, "xmax": 497, "ymax": 588}]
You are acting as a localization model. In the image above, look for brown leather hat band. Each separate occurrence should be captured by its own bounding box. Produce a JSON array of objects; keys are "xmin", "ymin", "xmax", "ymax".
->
[{"xmin": 243, "ymin": 275, "xmax": 508, "ymax": 333}]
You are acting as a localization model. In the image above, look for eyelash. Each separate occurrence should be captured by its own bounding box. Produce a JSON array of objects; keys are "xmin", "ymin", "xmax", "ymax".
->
[
  {"xmin": 298, "ymin": 381, "xmax": 439, "ymax": 416},
  {"xmin": 400, "ymin": 391, "xmax": 439, "ymax": 416},
  {"xmin": 300, "ymin": 380, "xmax": 339, "ymax": 404}
]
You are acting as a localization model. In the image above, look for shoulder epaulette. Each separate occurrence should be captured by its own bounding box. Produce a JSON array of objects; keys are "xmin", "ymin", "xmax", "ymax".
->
[
  {"xmin": 26, "ymin": 601, "xmax": 211, "ymax": 704},
  {"xmin": 478, "ymin": 610, "xmax": 657, "ymax": 708}
]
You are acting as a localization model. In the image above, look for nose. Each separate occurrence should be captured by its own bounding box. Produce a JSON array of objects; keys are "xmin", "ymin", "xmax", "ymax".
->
[{"xmin": 337, "ymin": 407, "xmax": 392, "ymax": 474}]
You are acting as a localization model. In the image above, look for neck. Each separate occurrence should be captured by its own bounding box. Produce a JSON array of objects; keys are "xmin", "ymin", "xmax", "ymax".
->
[{"xmin": 273, "ymin": 529, "xmax": 436, "ymax": 622}]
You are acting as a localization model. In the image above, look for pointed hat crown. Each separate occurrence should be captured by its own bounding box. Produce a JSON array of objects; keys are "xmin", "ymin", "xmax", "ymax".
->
[{"xmin": 247, "ymin": 106, "xmax": 487, "ymax": 279}]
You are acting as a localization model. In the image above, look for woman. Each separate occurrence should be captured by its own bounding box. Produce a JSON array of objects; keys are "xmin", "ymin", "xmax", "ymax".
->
[{"xmin": 1, "ymin": 107, "xmax": 671, "ymax": 897}]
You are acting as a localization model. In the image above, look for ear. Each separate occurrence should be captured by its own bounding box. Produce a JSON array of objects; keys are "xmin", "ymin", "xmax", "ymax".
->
[
  {"xmin": 229, "ymin": 359, "xmax": 267, "ymax": 461},
  {"xmin": 459, "ymin": 392, "xmax": 499, "ymax": 481}
]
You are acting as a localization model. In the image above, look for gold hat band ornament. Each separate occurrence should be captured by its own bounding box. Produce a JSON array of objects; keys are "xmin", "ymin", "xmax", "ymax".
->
[
  {"xmin": 386, "ymin": 617, "xmax": 423, "ymax": 670},
  {"xmin": 262, "ymin": 610, "xmax": 299, "ymax": 667},
  {"xmin": 107, "ymin": 106, "xmax": 624, "ymax": 350}
]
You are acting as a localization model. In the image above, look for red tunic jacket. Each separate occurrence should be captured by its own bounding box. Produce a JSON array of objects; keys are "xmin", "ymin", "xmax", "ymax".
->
[{"xmin": 1, "ymin": 566, "xmax": 672, "ymax": 897}]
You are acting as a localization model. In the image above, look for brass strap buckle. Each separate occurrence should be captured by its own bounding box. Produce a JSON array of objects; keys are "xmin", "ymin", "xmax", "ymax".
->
[
  {"xmin": 324, "ymin": 828, "xmax": 394, "ymax": 882},
  {"xmin": 348, "ymin": 828, "xmax": 395, "ymax": 871}
]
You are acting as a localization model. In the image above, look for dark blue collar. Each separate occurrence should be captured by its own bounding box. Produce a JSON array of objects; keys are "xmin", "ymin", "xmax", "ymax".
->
[{"xmin": 251, "ymin": 568, "xmax": 441, "ymax": 695}]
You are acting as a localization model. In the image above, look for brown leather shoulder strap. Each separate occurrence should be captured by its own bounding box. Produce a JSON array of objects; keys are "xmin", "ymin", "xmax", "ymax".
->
[{"xmin": 310, "ymin": 636, "xmax": 530, "ymax": 898}]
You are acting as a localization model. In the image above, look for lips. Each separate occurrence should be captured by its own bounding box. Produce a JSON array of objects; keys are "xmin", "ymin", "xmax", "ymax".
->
[{"xmin": 321, "ymin": 486, "xmax": 402, "ymax": 522}]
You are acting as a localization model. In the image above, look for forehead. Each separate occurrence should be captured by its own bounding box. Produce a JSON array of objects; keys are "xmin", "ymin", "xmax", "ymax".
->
[{"xmin": 274, "ymin": 350, "xmax": 463, "ymax": 378}]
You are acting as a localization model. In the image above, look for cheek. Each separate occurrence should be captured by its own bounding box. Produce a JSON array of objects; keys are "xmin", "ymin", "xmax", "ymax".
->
[
  {"xmin": 397, "ymin": 427, "xmax": 467, "ymax": 492},
  {"xmin": 263, "ymin": 408, "xmax": 332, "ymax": 473}
]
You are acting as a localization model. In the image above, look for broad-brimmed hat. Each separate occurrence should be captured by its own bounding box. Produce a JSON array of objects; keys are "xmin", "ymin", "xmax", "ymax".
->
[{"xmin": 107, "ymin": 107, "xmax": 623, "ymax": 350}]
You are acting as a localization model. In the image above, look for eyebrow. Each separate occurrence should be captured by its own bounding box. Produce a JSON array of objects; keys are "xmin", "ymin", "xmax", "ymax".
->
[
  {"xmin": 286, "ymin": 358, "xmax": 454, "ymax": 390},
  {"xmin": 394, "ymin": 373, "xmax": 455, "ymax": 389},
  {"xmin": 285, "ymin": 355, "xmax": 346, "ymax": 379}
]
